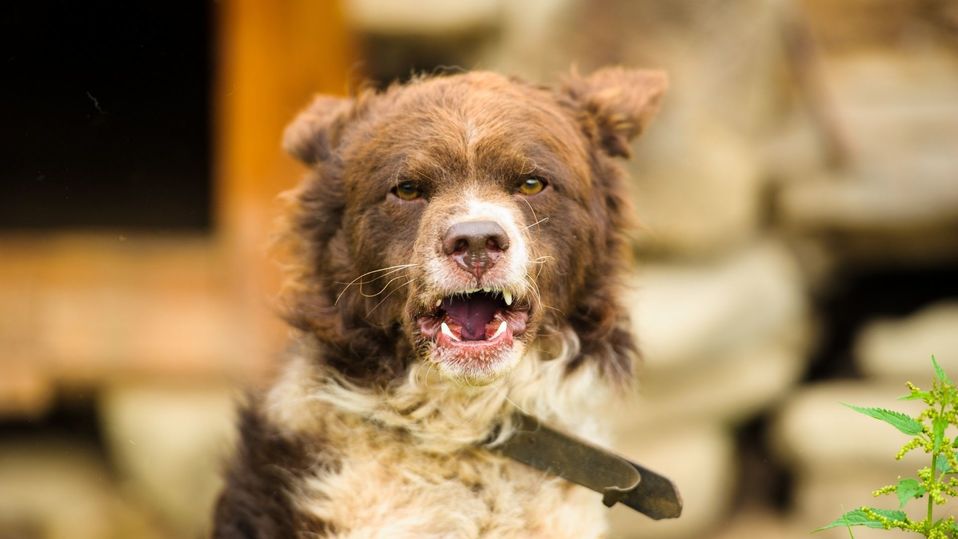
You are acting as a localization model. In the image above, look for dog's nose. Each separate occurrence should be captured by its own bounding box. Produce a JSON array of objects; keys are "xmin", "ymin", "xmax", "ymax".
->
[{"xmin": 442, "ymin": 220, "xmax": 510, "ymax": 279}]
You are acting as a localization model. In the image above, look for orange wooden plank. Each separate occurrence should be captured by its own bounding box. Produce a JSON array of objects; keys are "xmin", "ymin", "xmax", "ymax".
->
[{"xmin": 0, "ymin": 234, "xmax": 236, "ymax": 384}]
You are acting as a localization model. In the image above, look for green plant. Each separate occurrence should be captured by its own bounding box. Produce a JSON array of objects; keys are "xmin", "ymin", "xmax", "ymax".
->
[{"xmin": 818, "ymin": 356, "xmax": 958, "ymax": 538}]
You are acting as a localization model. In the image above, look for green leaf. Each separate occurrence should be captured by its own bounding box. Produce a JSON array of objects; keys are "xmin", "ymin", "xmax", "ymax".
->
[
  {"xmin": 932, "ymin": 355, "xmax": 952, "ymax": 385},
  {"xmin": 816, "ymin": 508, "xmax": 908, "ymax": 531},
  {"xmin": 899, "ymin": 391, "xmax": 931, "ymax": 401},
  {"xmin": 935, "ymin": 454, "xmax": 952, "ymax": 475},
  {"xmin": 895, "ymin": 478, "xmax": 926, "ymax": 508},
  {"xmin": 843, "ymin": 404, "xmax": 924, "ymax": 436},
  {"xmin": 934, "ymin": 416, "xmax": 947, "ymax": 452}
]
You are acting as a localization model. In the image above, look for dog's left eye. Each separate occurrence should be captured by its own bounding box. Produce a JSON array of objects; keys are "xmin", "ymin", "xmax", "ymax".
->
[
  {"xmin": 517, "ymin": 177, "xmax": 547, "ymax": 196},
  {"xmin": 392, "ymin": 181, "xmax": 423, "ymax": 201}
]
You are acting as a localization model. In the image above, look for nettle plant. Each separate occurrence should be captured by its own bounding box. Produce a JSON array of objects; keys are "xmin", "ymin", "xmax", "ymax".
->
[{"xmin": 819, "ymin": 357, "xmax": 958, "ymax": 538}]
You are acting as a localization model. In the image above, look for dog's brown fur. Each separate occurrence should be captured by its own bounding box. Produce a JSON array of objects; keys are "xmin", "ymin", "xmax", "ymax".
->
[{"xmin": 214, "ymin": 67, "xmax": 666, "ymax": 538}]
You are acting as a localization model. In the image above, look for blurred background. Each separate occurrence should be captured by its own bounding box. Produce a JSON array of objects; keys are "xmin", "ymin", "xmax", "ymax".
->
[{"xmin": 1, "ymin": 0, "xmax": 956, "ymax": 537}]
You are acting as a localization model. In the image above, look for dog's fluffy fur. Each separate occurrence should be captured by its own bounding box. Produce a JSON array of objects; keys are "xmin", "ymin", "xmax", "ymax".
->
[{"xmin": 213, "ymin": 67, "xmax": 666, "ymax": 538}]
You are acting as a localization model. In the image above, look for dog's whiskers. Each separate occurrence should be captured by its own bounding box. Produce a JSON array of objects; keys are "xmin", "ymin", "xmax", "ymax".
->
[
  {"xmin": 366, "ymin": 278, "xmax": 415, "ymax": 316},
  {"xmin": 359, "ymin": 275, "xmax": 409, "ymax": 299},
  {"xmin": 530, "ymin": 256, "xmax": 553, "ymax": 280},
  {"xmin": 523, "ymin": 274, "xmax": 544, "ymax": 308},
  {"xmin": 335, "ymin": 264, "xmax": 417, "ymax": 305},
  {"xmin": 541, "ymin": 304, "xmax": 566, "ymax": 316},
  {"xmin": 518, "ymin": 197, "xmax": 543, "ymax": 233},
  {"xmin": 523, "ymin": 273, "xmax": 564, "ymax": 316},
  {"xmin": 523, "ymin": 216, "xmax": 550, "ymax": 230}
]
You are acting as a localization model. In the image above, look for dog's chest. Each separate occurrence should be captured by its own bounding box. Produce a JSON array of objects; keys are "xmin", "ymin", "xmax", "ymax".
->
[{"xmin": 293, "ymin": 430, "xmax": 608, "ymax": 538}]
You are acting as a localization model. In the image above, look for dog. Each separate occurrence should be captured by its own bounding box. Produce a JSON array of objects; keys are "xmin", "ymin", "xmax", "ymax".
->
[{"xmin": 213, "ymin": 67, "xmax": 667, "ymax": 538}]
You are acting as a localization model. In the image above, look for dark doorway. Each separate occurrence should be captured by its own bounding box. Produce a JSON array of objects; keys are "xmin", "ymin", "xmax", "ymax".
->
[{"xmin": 1, "ymin": 1, "xmax": 213, "ymax": 231}]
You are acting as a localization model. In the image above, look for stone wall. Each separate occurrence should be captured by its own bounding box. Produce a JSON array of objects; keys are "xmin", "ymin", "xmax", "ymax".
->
[{"xmin": 347, "ymin": 0, "xmax": 958, "ymax": 536}]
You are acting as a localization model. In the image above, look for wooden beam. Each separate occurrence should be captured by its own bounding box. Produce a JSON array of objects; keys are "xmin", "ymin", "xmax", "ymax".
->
[{"xmin": 0, "ymin": 234, "xmax": 234, "ymax": 386}]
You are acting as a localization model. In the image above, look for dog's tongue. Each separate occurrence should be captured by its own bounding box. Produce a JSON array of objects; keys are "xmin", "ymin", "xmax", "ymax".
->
[{"xmin": 442, "ymin": 294, "xmax": 500, "ymax": 340}]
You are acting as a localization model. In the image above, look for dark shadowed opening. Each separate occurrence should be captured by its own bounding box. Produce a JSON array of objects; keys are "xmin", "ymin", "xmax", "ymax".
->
[{"xmin": 0, "ymin": 1, "xmax": 213, "ymax": 231}]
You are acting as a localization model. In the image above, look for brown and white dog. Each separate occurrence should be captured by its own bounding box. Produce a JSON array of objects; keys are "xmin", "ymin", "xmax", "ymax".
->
[{"xmin": 213, "ymin": 67, "xmax": 666, "ymax": 538}]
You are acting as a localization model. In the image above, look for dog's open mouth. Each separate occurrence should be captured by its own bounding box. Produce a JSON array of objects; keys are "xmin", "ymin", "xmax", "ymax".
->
[{"xmin": 416, "ymin": 289, "xmax": 530, "ymax": 362}]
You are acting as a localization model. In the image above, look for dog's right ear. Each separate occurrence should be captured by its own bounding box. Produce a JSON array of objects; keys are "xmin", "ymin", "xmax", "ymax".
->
[
  {"xmin": 283, "ymin": 95, "xmax": 354, "ymax": 165},
  {"xmin": 561, "ymin": 67, "xmax": 668, "ymax": 158}
]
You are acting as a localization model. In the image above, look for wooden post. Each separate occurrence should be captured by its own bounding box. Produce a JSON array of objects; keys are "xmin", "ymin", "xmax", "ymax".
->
[{"xmin": 215, "ymin": 0, "xmax": 356, "ymax": 380}]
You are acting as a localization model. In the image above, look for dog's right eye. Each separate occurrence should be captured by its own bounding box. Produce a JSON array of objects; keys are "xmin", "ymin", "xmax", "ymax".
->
[
  {"xmin": 392, "ymin": 181, "xmax": 423, "ymax": 201},
  {"xmin": 517, "ymin": 176, "xmax": 547, "ymax": 196}
]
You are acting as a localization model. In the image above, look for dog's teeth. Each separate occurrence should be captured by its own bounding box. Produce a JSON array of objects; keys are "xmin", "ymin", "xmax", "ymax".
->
[
  {"xmin": 503, "ymin": 290, "xmax": 513, "ymax": 306},
  {"xmin": 492, "ymin": 320, "xmax": 508, "ymax": 339},
  {"xmin": 466, "ymin": 288, "xmax": 480, "ymax": 294},
  {"xmin": 435, "ymin": 299, "xmax": 442, "ymax": 308},
  {"xmin": 483, "ymin": 287, "xmax": 491, "ymax": 293},
  {"xmin": 440, "ymin": 322, "xmax": 459, "ymax": 341}
]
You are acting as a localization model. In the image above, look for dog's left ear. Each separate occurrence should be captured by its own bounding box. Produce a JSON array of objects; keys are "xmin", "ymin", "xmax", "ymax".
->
[
  {"xmin": 561, "ymin": 67, "xmax": 668, "ymax": 158},
  {"xmin": 283, "ymin": 95, "xmax": 355, "ymax": 165}
]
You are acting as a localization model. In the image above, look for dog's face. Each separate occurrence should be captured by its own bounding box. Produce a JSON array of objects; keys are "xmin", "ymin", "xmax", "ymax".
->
[{"xmin": 283, "ymin": 69, "xmax": 666, "ymax": 385}]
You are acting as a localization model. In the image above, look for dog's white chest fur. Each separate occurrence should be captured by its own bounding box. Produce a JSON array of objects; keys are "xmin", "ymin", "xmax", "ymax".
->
[
  {"xmin": 265, "ymin": 339, "xmax": 614, "ymax": 538},
  {"xmin": 296, "ymin": 424, "xmax": 607, "ymax": 538}
]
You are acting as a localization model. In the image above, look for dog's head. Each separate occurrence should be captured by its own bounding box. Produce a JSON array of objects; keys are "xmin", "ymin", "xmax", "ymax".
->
[{"xmin": 282, "ymin": 68, "xmax": 666, "ymax": 386}]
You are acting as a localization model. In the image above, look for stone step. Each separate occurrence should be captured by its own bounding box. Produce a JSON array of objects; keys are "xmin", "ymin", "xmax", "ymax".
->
[
  {"xmin": 98, "ymin": 383, "xmax": 237, "ymax": 537},
  {"xmin": 856, "ymin": 301, "xmax": 958, "ymax": 382},
  {"xmin": 628, "ymin": 241, "xmax": 808, "ymax": 374},
  {"xmin": 0, "ymin": 440, "xmax": 164, "ymax": 539},
  {"xmin": 609, "ymin": 423, "xmax": 736, "ymax": 539},
  {"xmin": 770, "ymin": 381, "xmax": 928, "ymax": 474}
]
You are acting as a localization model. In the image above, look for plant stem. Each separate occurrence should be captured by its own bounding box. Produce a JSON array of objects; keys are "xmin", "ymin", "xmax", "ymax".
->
[
  {"xmin": 927, "ymin": 449, "xmax": 934, "ymax": 526},
  {"xmin": 928, "ymin": 400, "xmax": 946, "ymax": 532}
]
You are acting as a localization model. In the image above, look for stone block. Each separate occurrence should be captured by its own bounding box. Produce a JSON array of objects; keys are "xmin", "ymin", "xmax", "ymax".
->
[
  {"xmin": 778, "ymin": 170, "xmax": 958, "ymax": 264},
  {"xmin": 98, "ymin": 384, "xmax": 236, "ymax": 537},
  {"xmin": 777, "ymin": 51, "xmax": 958, "ymax": 263},
  {"xmin": 629, "ymin": 241, "xmax": 808, "ymax": 374},
  {"xmin": 609, "ymin": 423, "xmax": 736, "ymax": 539},
  {"xmin": 770, "ymin": 381, "xmax": 927, "ymax": 475},
  {"xmin": 623, "ymin": 331, "xmax": 808, "ymax": 433},
  {"xmin": 628, "ymin": 121, "xmax": 765, "ymax": 256},
  {"xmin": 857, "ymin": 301, "xmax": 958, "ymax": 382},
  {"xmin": 0, "ymin": 441, "xmax": 162, "ymax": 539},
  {"xmin": 344, "ymin": 0, "xmax": 501, "ymax": 35},
  {"xmin": 710, "ymin": 508, "xmax": 807, "ymax": 539}
]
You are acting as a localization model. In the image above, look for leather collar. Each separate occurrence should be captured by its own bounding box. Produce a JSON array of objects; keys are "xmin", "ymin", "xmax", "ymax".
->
[{"xmin": 488, "ymin": 412, "xmax": 682, "ymax": 520}]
